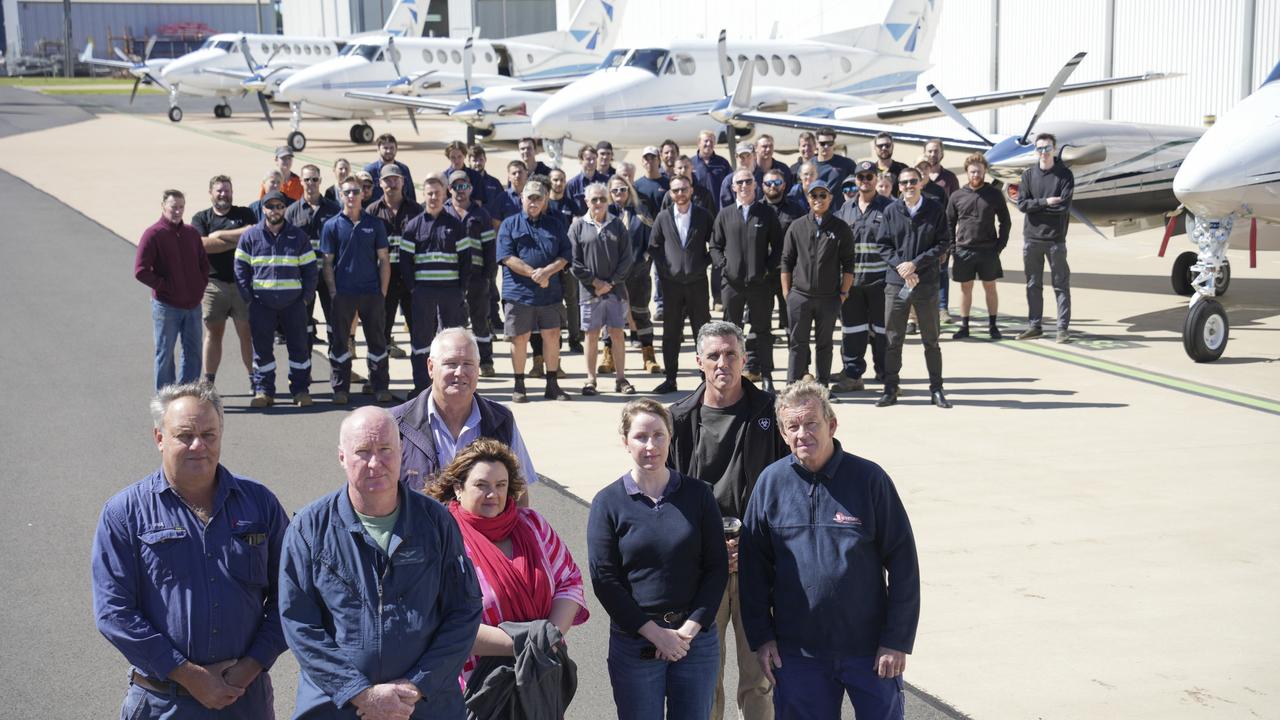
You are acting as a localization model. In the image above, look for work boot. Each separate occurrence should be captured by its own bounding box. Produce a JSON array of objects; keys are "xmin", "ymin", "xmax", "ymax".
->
[
  {"xmin": 480, "ymin": 362, "xmax": 496, "ymax": 377},
  {"xmin": 250, "ymin": 392, "xmax": 273, "ymax": 408},
  {"xmin": 388, "ymin": 343, "xmax": 407, "ymax": 359},
  {"xmin": 1016, "ymin": 326, "xmax": 1043, "ymax": 340},
  {"xmin": 528, "ymin": 355, "xmax": 546, "ymax": 378},
  {"xmin": 642, "ymin": 347, "xmax": 662, "ymax": 374},
  {"xmin": 293, "ymin": 392, "xmax": 313, "ymax": 407},
  {"xmin": 331, "ymin": 391, "xmax": 349, "ymax": 405},
  {"xmin": 599, "ymin": 350, "xmax": 616, "ymax": 374}
]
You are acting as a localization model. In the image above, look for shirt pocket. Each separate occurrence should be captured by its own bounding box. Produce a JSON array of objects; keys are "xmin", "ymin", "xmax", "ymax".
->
[
  {"xmin": 137, "ymin": 527, "xmax": 191, "ymax": 585},
  {"xmin": 226, "ymin": 522, "xmax": 270, "ymax": 588}
]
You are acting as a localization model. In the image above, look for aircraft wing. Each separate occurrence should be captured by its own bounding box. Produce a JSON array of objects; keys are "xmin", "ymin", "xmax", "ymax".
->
[
  {"xmin": 201, "ymin": 65, "xmax": 296, "ymax": 81},
  {"xmin": 735, "ymin": 111, "xmax": 992, "ymax": 152},
  {"xmin": 837, "ymin": 72, "xmax": 1174, "ymax": 123},
  {"xmin": 343, "ymin": 91, "xmax": 461, "ymax": 113},
  {"xmin": 83, "ymin": 57, "xmax": 138, "ymax": 71}
]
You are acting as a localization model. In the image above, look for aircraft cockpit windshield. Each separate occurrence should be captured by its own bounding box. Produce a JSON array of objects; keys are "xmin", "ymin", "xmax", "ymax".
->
[
  {"xmin": 600, "ymin": 49, "xmax": 628, "ymax": 70},
  {"xmin": 342, "ymin": 44, "xmax": 384, "ymax": 62},
  {"xmin": 202, "ymin": 39, "xmax": 235, "ymax": 52},
  {"xmin": 626, "ymin": 49, "xmax": 670, "ymax": 75}
]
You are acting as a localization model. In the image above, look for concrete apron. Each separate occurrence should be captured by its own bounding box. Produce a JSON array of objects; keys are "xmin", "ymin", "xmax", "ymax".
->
[{"xmin": 3, "ymin": 96, "xmax": 1278, "ymax": 719}]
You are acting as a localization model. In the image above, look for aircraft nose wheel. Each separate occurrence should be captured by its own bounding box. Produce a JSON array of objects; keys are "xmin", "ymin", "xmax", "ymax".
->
[
  {"xmin": 1172, "ymin": 252, "xmax": 1229, "ymax": 296},
  {"xmin": 287, "ymin": 131, "xmax": 307, "ymax": 152},
  {"xmin": 168, "ymin": 106, "xmax": 183, "ymax": 123},
  {"xmin": 350, "ymin": 123, "xmax": 375, "ymax": 144},
  {"xmin": 1183, "ymin": 298, "xmax": 1229, "ymax": 362}
]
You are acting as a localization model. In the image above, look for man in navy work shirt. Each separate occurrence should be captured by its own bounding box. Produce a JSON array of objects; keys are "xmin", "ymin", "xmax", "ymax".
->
[
  {"xmin": 286, "ymin": 165, "xmax": 342, "ymax": 351},
  {"xmin": 279, "ymin": 407, "xmax": 483, "ymax": 719},
  {"xmin": 363, "ymin": 133, "xmax": 416, "ymax": 205},
  {"xmin": 497, "ymin": 179, "xmax": 572, "ymax": 403},
  {"xmin": 401, "ymin": 176, "xmax": 469, "ymax": 397},
  {"xmin": 740, "ymin": 381, "xmax": 920, "ymax": 720},
  {"xmin": 92, "ymin": 383, "xmax": 289, "ymax": 719},
  {"xmin": 321, "ymin": 176, "xmax": 392, "ymax": 405}
]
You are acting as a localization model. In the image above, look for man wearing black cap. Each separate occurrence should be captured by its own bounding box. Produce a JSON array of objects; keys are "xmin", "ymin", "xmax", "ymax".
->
[
  {"xmin": 780, "ymin": 180, "xmax": 855, "ymax": 386},
  {"xmin": 634, "ymin": 146, "xmax": 669, "ymax": 218},
  {"xmin": 832, "ymin": 160, "xmax": 893, "ymax": 391},
  {"xmin": 366, "ymin": 163, "xmax": 421, "ymax": 364}
]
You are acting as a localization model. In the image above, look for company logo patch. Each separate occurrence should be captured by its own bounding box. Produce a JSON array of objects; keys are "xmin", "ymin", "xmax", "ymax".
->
[
  {"xmin": 833, "ymin": 512, "xmax": 862, "ymax": 526},
  {"xmin": 757, "ymin": 418, "xmax": 771, "ymax": 430}
]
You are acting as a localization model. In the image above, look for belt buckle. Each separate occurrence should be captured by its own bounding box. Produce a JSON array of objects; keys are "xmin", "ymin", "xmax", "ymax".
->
[{"xmin": 661, "ymin": 611, "xmax": 681, "ymax": 624}]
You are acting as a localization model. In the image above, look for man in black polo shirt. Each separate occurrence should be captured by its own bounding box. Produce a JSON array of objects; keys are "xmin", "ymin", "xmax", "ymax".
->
[{"xmin": 192, "ymin": 174, "xmax": 257, "ymax": 388}]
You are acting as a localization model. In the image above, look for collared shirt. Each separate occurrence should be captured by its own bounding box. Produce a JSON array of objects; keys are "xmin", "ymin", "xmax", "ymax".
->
[
  {"xmin": 91, "ymin": 466, "xmax": 289, "ymax": 681},
  {"xmin": 674, "ymin": 205, "xmax": 692, "ymax": 246},
  {"xmin": 234, "ymin": 219, "xmax": 318, "ymax": 308},
  {"xmin": 284, "ymin": 196, "xmax": 342, "ymax": 251},
  {"xmin": 905, "ymin": 195, "xmax": 924, "ymax": 217},
  {"xmin": 496, "ymin": 210, "xmax": 571, "ymax": 306},
  {"xmin": 320, "ymin": 211, "xmax": 389, "ymax": 295},
  {"xmin": 426, "ymin": 394, "xmax": 538, "ymax": 484},
  {"xmin": 364, "ymin": 159, "xmax": 417, "ymax": 204},
  {"xmin": 621, "ymin": 470, "xmax": 681, "ymax": 504},
  {"xmin": 737, "ymin": 200, "xmax": 753, "ymax": 221}
]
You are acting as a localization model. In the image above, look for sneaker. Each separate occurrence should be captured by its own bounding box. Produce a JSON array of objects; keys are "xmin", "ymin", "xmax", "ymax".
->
[
  {"xmin": 1056, "ymin": 329, "xmax": 1071, "ymax": 344},
  {"xmin": 250, "ymin": 392, "xmax": 273, "ymax": 408},
  {"xmin": 1016, "ymin": 326, "xmax": 1043, "ymax": 340},
  {"xmin": 512, "ymin": 389, "xmax": 528, "ymax": 403},
  {"xmin": 832, "ymin": 376, "xmax": 864, "ymax": 393},
  {"xmin": 941, "ymin": 310, "xmax": 958, "ymax": 325},
  {"xmin": 653, "ymin": 378, "xmax": 679, "ymax": 394},
  {"xmin": 293, "ymin": 392, "xmax": 313, "ymax": 407},
  {"xmin": 479, "ymin": 363, "xmax": 496, "ymax": 377},
  {"xmin": 545, "ymin": 384, "xmax": 571, "ymax": 401},
  {"xmin": 332, "ymin": 391, "xmax": 349, "ymax": 405},
  {"xmin": 712, "ymin": 301, "xmax": 724, "ymax": 312},
  {"xmin": 388, "ymin": 343, "xmax": 407, "ymax": 359},
  {"xmin": 375, "ymin": 390, "xmax": 393, "ymax": 403},
  {"xmin": 952, "ymin": 326, "xmax": 971, "ymax": 340}
]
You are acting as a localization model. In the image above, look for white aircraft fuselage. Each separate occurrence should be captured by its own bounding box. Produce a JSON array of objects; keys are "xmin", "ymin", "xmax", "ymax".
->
[
  {"xmin": 532, "ymin": 42, "xmax": 929, "ymax": 147},
  {"xmin": 159, "ymin": 34, "xmax": 342, "ymax": 98}
]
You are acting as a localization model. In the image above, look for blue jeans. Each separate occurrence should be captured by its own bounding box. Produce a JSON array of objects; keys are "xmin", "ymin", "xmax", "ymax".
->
[
  {"xmin": 607, "ymin": 624, "xmax": 719, "ymax": 720},
  {"xmin": 772, "ymin": 653, "xmax": 904, "ymax": 720},
  {"xmin": 151, "ymin": 298, "xmax": 202, "ymax": 391}
]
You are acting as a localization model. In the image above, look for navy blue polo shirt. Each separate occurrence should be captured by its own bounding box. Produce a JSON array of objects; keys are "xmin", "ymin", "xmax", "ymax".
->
[
  {"xmin": 496, "ymin": 210, "xmax": 570, "ymax": 307},
  {"xmin": 320, "ymin": 211, "xmax": 389, "ymax": 295}
]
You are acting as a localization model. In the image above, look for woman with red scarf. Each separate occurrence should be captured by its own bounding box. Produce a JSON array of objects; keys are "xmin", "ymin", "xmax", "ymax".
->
[{"xmin": 428, "ymin": 438, "xmax": 589, "ymax": 688}]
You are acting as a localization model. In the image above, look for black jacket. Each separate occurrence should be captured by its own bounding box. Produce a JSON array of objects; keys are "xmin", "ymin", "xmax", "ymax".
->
[
  {"xmin": 947, "ymin": 183, "xmax": 1011, "ymax": 254},
  {"xmin": 463, "ymin": 620, "xmax": 577, "ymax": 720},
  {"xmin": 650, "ymin": 204, "xmax": 715, "ymax": 285},
  {"xmin": 1016, "ymin": 163, "xmax": 1074, "ymax": 242},
  {"xmin": 710, "ymin": 203, "xmax": 783, "ymax": 289},
  {"xmin": 780, "ymin": 212, "xmax": 856, "ymax": 298},
  {"xmin": 668, "ymin": 378, "xmax": 789, "ymax": 520},
  {"xmin": 876, "ymin": 197, "xmax": 952, "ymax": 287}
]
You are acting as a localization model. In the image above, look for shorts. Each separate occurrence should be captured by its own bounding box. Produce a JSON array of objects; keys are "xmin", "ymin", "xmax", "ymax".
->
[
  {"xmin": 581, "ymin": 294, "xmax": 628, "ymax": 332},
  {"xmin": 952, "ymin": 250, "xmax": 1004, "ymax": 282},
  {"xmin": 202, "ymin": 278, "xmax": 249, "ymax": 323},
  {"xmin": 503, "ymin": 300, "xmax": 561, "ymax": 336}
]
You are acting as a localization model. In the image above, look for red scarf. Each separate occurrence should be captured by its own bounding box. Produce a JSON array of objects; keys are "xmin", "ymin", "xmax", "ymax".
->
[{"xmin": 449, "ymin": 499, "xmax": 552, "ymax": 622}]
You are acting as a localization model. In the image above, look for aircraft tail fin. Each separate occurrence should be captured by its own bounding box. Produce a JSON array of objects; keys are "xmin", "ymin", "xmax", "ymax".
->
[
  {"xmin": 1264, "ymin": 60, "xmax": 1280, "ymax": 87},
  {"xmin": 518, "ymin": 0, "xmax": 627, "ymax": 54},
  {"xmin": 382, "ymin": 0, "xmax": 430, "ymax": 37},
  {"xmin": 814, "ymin": 0, "xmax": 942, "ymax": 60}
]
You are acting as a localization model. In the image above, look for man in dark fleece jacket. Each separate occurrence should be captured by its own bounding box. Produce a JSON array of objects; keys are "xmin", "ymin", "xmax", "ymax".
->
[
  {"xmin": 1015, "ymin": 132, "xmax": 1075, "ymax": 342},
  {"xmin": 740, "ymin": 381, "xmax": 919, "ymax": 720},
  {"xmin": 947, "ymin": 153, "xmax": 1011, "ymax": 340},
  {"xmin": 875, "ymin": 167, "xmax": 953, "ymax": 409}
]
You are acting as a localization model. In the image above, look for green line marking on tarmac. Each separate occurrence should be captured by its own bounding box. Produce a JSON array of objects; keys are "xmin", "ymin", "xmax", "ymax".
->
[{"xmin": 97, "ymin": 104, "xmax": 333, "ymax": 165}]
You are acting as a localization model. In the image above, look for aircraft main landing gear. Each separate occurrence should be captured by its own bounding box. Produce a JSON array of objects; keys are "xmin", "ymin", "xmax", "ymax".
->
[
  {"xmin": 1181, "ymin": 214, "xmax": 1234, "ymax": 362},
  {"xmin": 167, "ymin": 85, "xmax": 183, "ymax": 123},
  {"xmin": 350, "ymin": 123, "xmax": 375, "ymax": 144},
  {"xmin": 213, "ymin": 102, "xmax": 232, "ymax": 119},
  {"xmin": 287, "ymin": 131, "xmax": 307, "ymax": 152},
  {"xmin": 168, "ymin": 106, "xmax": 183, "ymax": 122},
  {"xmin": 1171, "ymin": 251, "xmax": 1229, "ymax": 297}
]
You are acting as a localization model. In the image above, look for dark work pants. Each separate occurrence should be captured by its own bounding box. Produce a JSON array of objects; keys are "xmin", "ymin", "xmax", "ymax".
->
[
  {"xmin": 722, "ymin": 282, "xmax": 773, "ymax": 373},
  {"xmin": 384, "ymin": 270, "xmax": 412, "ymax": 345},
  {"xmin": 786, "ymin": 291, "xmax": 840, "ymax": 383},
  {"xmin": 329, "ymin": 292, "xmax": 388, "ymax": 394},
  {"xmin": 308, "ymin": 275, "xmax": 332, "ymax": 348},
  {"xmin": 605, "ymin": 270, "xmax": 655, "ymax": 350},
  {"xmin": 772, "ymin": 652, "xmax": 904, "ymax": 720},
  {"xmin": 710, "ymin": 266, "xmax": 723, "ymax": 305},
  {"xmin": 466, "ymin": 272, "xmax": 494, "ymax": 365},
  {"xmin": 249, "ymin": 299, "xmax": 310, "ymax": 397},
  {"xmin": 841, "ymin": 282, "xmax": 886, "ymax": 379},
  {"xmin": 410, "ymin": 285, "xmax": 467, "ymax": 393},
  {"xmin": 884, "ymin": 283, "xmax": 943, "ymax": 392},
  {"xmin": 773, "ymin": 274, "xmax": 789, "ymax": 332},
  {"xmin": 562, "ymin": 269, "xmax": 581, "ymax": 344},
  {"xmin": 660, "ymin": 277, "xmax": 711, "ymax": 380},
  {"xmin": 1023, "ymin": 238, "xmax": 1071, "ymax": 330}
]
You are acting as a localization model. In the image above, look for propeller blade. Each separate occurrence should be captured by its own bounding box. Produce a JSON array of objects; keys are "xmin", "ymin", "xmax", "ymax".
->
[
  {"xmin": 112, "ymin": 46, "xmax": 131, "ymax": 63},
  {"xmin": 407, "ymin": 108, "xmax": 419, "ymax": 134},
  {"xmin": 925, "ymin": 83, "xmax": 994, "ymax": 147},
  {"xmin": 462, "ymin": 37, "xmax": 474, "ymax": 100},
  {"xmin": 238, "ymin": 36, "xmax": 258, "ymax": 74},
  {"xmin": 387, "ymin": 36, "xmax": 403, "ymax": 79},
  {"xmin": 729, "ymin": 60, "xmax": 754, "ymax": 115},
  {"xmin": 80, "ymin": 41, "xmax": 95, "ymax": 63},
  {"xmin": 145, "ymin": 71, "xmax": 170, "ymax": 92},
  {"xmin": 716, "ymin": 29, "xmax": 730, "ymax": 96},
  {"xmin": 1068, "ymin": 205, "xmax": 1106, "ymax": 239},
  {"xmin": 1018, "ymin": 51, "xmax": 1086, "ymax": 145},
  {"xmin": 144, "ymin": 35, "xmax": 157, "ymax": 62},
  {"xmin": 257, "ymin": 91, "xmax": 274, "ymax": 129},
  {"xmin": 130, "ymin": 77, "xmax": 141, "ymax": 105}
]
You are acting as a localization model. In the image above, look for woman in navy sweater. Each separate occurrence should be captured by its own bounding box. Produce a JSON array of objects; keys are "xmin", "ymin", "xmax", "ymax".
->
[{"xmin": 588, "ymin": 398, "xmax": 728, "ymax": 720}]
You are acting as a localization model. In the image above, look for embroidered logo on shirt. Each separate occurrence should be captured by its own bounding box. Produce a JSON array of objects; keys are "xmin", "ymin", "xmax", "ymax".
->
[
  {"xmin": 757, "ymin": 418, "xmax": 771, "ymax": 430},
  {"xmin": 833, "ymin": 512, "xmax": 862, "ymax": 526}
]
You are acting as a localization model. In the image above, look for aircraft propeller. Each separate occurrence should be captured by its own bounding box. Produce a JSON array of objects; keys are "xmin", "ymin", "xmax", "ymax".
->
[
  {"xmin": 1018, "ymin": 51, "xmax": 1085, "ymax": 146},
  {"xmin": 106, "ymin": 36, "xmax": 168, "ymax": 104},
  {"xmin": 238, "ymin": 36, "xmax": 284, "ymax": 128},
  {"xmin": 385, "ymin": 37, "xmax": 419, "ymax": 133}
]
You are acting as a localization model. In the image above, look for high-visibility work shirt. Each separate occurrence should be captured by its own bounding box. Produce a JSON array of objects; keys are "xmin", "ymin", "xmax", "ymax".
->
[
  {"xmin": 320, "ymin": 211, "xmax": 389, "ymax": 296},
  {"xmin": 445, "ymin": 200, "xmax": 496, "ymax": 274},
  {"xmin": 234, "ymin": 219, "xmax": 318, "ymax": 309},
  {"xmin": 400, "ymin": 207, "xmax": 469, "ymax": 287}
]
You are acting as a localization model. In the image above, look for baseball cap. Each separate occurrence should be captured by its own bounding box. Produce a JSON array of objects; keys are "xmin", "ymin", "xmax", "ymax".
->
[
  {"xmin": 261, "ymin": 190, "xmax": 289, "ymax": 206},
  {"xmin": 807, "ymin": 180, "xmax": 832, "ymax": 195},
  {"xmin": 522, "ymin": 180, "xmax": 547, "ymax": 198},
  {"xmin": 274, "ymin": 146, "xmax": 294, "ymax": 160},
  {"xmin": 447, "ymin": 170, "xmax": 469, "ymax": 184},
  {"xmin": 735, "ymin": 142, "xmax": 754, "ymax": 156},
  {"xmin": 855, "ymin": 160, "xmax": 877, "ymax": 175},
  {"xmin": 379, "ymin": 164, "xmax": 404, "ymax": 179},
  {"xmin": 642, "ymin": 146, "xmax": 660, "ymax": 158}
]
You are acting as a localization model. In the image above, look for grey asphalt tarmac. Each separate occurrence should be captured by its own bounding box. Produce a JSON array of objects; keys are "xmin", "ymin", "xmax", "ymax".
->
[{"xmin": 0, "ymin": 89, "xmax": 962, "ymax": 719}]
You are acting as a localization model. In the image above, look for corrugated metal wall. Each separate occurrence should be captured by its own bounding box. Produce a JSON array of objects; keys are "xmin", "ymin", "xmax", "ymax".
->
[
  {"xmin": 474, "ymin": 0, "xmax": 556, "ymax": 38},
  {"xmin": 281, "ymin": 0, "xmax": 354, "ymax": 37},
  {"xmin": 16, "ymin": 1, "xmax": 275, "ymax": 58},
  {"xmin": 1255, "ymin": 0, "xmax": 1280, "ymax": 85}
]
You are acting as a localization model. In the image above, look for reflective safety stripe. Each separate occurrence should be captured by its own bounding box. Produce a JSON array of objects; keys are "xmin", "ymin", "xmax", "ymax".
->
[
  {"xmin": 479, "ymin": 230, "xmax": 496, "ymax": 243},
  {"xmin": 328, "ymin": 351, "xmax": 352, "ymax": 363},
  {"xmin": 474, "ymin": 335, "xmax": 492, "ymax": 343},
  {"xmin": 388, "ymin": 236, "xmax": 403, "ymax": 262},
  {"xmin": 843, "ymin": 324, "xmax": 869, "ymax": 333},
  {"xmin": 397, "ymin": 237, "xmax": 415, "ymax": 251},
  {"xmin": 471, "ymin": 255, "xmax": 485, "ymax": 266},
  {"xmin": 244, "ymin": 252, "xmax": 315, "ymax": 266},
  {"xmin": 253, "ymin": 361, "xmax": 277, "ymax": 372},
  {"xmin": 415, "ymin": 252, "xmax": 458, "ymax": 263},
  {"xmin": 637, "ymin": 327, "xmax": 654, "ymax": 336},
  {"xmin": 457, "ymin": 237, "xmax": 480, "ymax": 251},
  {"xmin": 234, "ymin": 248, "xmax": 253, "ymax": 263},
  {"xmin": 366, "ymin": 351, "xmax": 388, "ymax": 363},
  {"xmin": 411, "ymin": 345, "xmax": 431, "ymax": 356},
  {"xmin": 871, "ymin": 324, "xmax": 886, "ymax": 334},
  {"xmin": 416, "ymin": 271, "xmax": 459, "ymax": 281},
  {"xmin": 252, "ymin": 279, "xmax": 303, "ymax": 290},
  {"xmin": 288, "ymin": 359, "xmax": 312, "ymax": 370}
]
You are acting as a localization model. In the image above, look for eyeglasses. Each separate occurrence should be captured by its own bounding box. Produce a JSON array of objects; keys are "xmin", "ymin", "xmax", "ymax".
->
[
  {"xmin": 842, "ymin": 184, "xmax": 857, "ymax": 193},
  {"xmin": 588, "ymin": 197, "xmax": 609, "ymax": 204},
  {"xmin": 341, "ymin": 188, "xmax": 362, "ymax": 196},
  {"xmin": 302, "ymin": 177, "xmax": 321, "ymax": 183},
  {"xmin": 875, "ymin": 143, "xmax": 893, "ymax": 150},
  {"xmin": 610, "ymin": 188, "xmax": 628, "ymax": 195},
  {"xmin": 899, "ymin": 178, "xmax": 920, "ymax": 186},
  {"xmin": 1035, "ymin": 146, "xmax": 1054, "ymax": 154},
  {"xmin": 762, "ymin": 179, "xmax": 784, "ymax": 187},
  {"xmin": 451, "ymin": 183, "xmax": 471, "ymax": 191},
  {"xmin": 733, "ymin": 179, "xmax": 754, "ymax": 186},
  {"xmin": 855, "ymin": 174, "xmax": 877, "ymax": 182},
  {"xmin": 808, "ymin": 192, "xmax": 831, "ymax": 201}
]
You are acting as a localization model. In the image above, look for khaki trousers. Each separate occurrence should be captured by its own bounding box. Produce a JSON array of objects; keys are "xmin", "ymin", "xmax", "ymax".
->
[{"xmin": 713, "ymin": 572, "xmax": 774, "ymax": 720}]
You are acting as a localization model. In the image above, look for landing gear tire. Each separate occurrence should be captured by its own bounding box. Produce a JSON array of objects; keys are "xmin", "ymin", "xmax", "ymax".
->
[
  {"xmin": 214, "ymin": 104, "xmax": 232, "ymax": 119},
  {"xmin": 350, "ymin": 123, "xmax": 374, "ymax": 144},
  {"xmin": 287, "ymin": 131, "xmax": 307, "ymax": 152},
  {"xmin": 1171, "ymin": 251, "xmax": 1196, "ymax": 296},
  {"xmin": 168, "ymin": 106, "xmax": 183, "ymax": 123},
  {"xmin": 1183, "ymin": 298, "xmax": 1228, "ymax": 363},
  {"xmin": 1214, "ymin": 259, "xmax": 1230, "ymax": 296}
]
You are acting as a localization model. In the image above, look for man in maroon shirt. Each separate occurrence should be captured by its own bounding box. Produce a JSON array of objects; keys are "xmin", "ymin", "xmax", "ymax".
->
[{"xmin": 134, "ymin": 189, "xmax": 210, "ymax": 390}]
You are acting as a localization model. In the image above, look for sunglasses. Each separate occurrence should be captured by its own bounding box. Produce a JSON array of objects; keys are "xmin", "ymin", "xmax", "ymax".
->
[
  {"xmin": 733, "ymin": 179, "xmax": 755, "ymax": 186},
  {"xmin": 341, "ymin": 188, "xmax": 362, "ymax": 196},
  {"xmin": 588, "ymin": 197, "xmax": 609, "ymax": 204},
  {"xmin": 842, "ymin": 184, "xmax": 857, "ymax": 193},
  {"xmin": 818, "ymin": 140, "xmax": 835, "ymax": 147},
  {"xmin": 451, "ymin": 183, "xmax": 471, "ymax": 191},
  {"xmin": 1035, "ymin": 146, "xmax": 1054, "ymax": 154},
  {"xmin": 762, "ymin": 179, "xmax": 784, "ymax": 187},
  {"xmin": 610, "ymin": 188, "xmax": 628, "ymax": 194},
  {"xmin": 875, "ymin": 143, "xmax": 893, "ymax": 150},
  {"xmin": 855, "ymin": 174, "xmax": 877, "ymax": 182},
  {"xmin": 899, "ymin": 178, "xmax": 920, "ymax": 186},
  {"xmin": 302, "ymin": 177, "xmax": 321, "ymax": 183},
  {"xmin": 670, "ymin": 187, "xmax": 691, "ymax": 193}
]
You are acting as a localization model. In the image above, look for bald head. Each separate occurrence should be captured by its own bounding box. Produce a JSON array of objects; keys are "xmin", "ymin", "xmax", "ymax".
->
[
  {"xmin": 339, "ymin": 407, "xmax": 399, "ymax": 453},
  {"xmin": 339, "ymin": 407, "xmax": 402, "ymax": 515}
]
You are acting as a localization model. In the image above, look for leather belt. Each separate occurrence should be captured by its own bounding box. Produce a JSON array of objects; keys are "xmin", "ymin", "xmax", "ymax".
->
[
  {"xmin": 131, "ymin": 670, "xmax": 191, "ymax": 696},
  {"xmin": 650, "ymin": 610, "xmax": 688, "ymax": 626}
]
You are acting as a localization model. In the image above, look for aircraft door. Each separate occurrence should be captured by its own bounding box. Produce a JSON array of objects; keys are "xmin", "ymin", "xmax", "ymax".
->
[{"xmin": 493, "ymin": 44, "xmax": 513, "ymax": 77}]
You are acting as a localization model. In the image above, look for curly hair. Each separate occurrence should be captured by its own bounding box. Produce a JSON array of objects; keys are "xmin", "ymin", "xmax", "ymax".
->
[{"xmin": 424, "ymin": 438, "xmax": 526, "ymax": 504}]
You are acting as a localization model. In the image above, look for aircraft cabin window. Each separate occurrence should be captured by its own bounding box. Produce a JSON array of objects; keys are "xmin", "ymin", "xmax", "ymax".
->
[
  {"xmin": 625, "ymin": 49, "xmax": 669, "ymax": 75},
  {"xmin": 676, "ymin": 54, "xmax": 696, "ymax": 75},
  {"xmin": 755, "ymin": 55, "xmax": 768, "ymax": 75},
  {"xmin": 737, "ymin": 54, "xmax": 749, "ymax": 71},
  {"xmin": 840, "ymin": 56, "xmax": 851, "ymax": 73},
  {"xmin": 292, "ymin": 44, "xmax": 300, "ymax": 54},
  {"xmin": 788, "ymin": 55, "xmax": 801, "ymax": 74},
  {"xmin": 304, "ymin": 46, "xmax": 312, "ymax": 55},
  {"xmin": 451, "ymin": 50, "xmax": 462, "ymax": 63},
  {"xmin": 485, "ymin": 52, "xmax": 493, "ymax": 62},
  {"xmin": 771, "ymin": 54, "xmax": 784, "ymax": 74},
  {"xmin": 353, "ymin": 45, "xmax": 381, "ymax": 62},
  {"xmin": 437, "ymin": 50, "xmax": 447, "ymax": 63},
  {"xmin": 323, "ymin": 46, "xmax": 331, "ymax": 55},
  {"xmin": 283, "ymin": 46, "xmax": 292, "ymax": 55},
  {"xmin": 422, "ymin": 50, "xmax": 431, "ymax": 63},
  {"xmin": 601, "ymin": 49, "xmax": 628, "ymax": 69},
  {"xmin": 526, "ymin": 53, "xmax": 534, "ymax": 63},
  {"xmin": 663, "ymin": 57, "xmax": 676, "ymax": 75}
]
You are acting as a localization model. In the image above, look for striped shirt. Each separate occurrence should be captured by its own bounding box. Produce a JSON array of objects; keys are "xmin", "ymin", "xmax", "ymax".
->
[
  {"xmin": 444, "ymin": 199, "xmax": 496, "ymax": 274},
  {"xmin": 836, "ymin": 193, "xmax": 893, "ymax": 286},
  {"xmin": 233, "ymin": 220, "xmax": 317, "ymax": 309},
  {"xmin": 458, "ymin": 508, "xmax": 589, "ymax": 687},
  {"xmin": 400, "ymin": 207, "xmax": 469, "ymax": 287}
]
